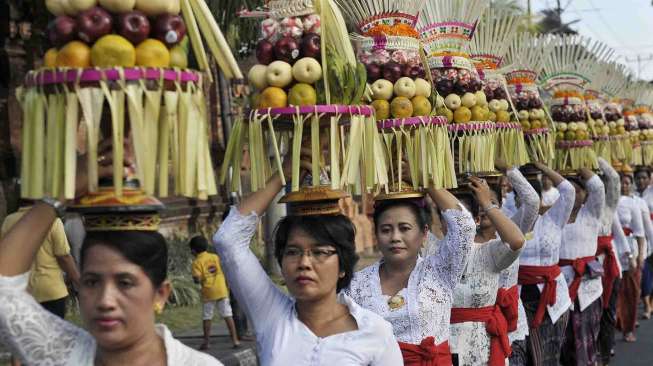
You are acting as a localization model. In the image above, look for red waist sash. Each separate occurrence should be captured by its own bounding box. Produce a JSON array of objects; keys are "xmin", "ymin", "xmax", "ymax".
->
[
  {"xmin": 518, "ymin": 264, "xmax": 561, "ymax": 328},
  {"xmin": 398, "ymin": 338, "xmax": 452, "ymax": 366},
  {"xmin": 559, "ymin": 256, "xmax": 596, "ymax": 303},
  {"xmin": 496, "ymin": 285, "xmax": 519, "ymax": 332},
  {"xmin": 451, "ymin": 305, "xmax": 511, "ymax": 366},
  {"xmin": 596, "ymin": 235, "xmax": 620, "ymax": 309},
  {"xmin": 623, "ymin": 227, "xmax": 633, "ymax": 236}
]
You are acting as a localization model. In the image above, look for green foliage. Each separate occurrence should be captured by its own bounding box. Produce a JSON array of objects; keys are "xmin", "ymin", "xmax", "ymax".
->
[{"xmin": 207, "ymin": 0, "xmax": 263, "ymax": 59}]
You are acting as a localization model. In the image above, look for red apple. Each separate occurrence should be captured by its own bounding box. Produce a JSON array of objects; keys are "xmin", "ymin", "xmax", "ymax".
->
[
  {"xmin": 116, "ymin": 10, "xmax": 150, "ymax": 45},
  {"xmin": 76, "ymin": 6, "xmax": 112, "ymax": 44},
  {"xmin": 403, "ymin": 64, "xmax": 424, "ymax": 79},
  {"xmin": 382, "ymin": 61, "xmax": 403, "ymax": 83},
  {"xmin": 48, "ymin": 15, "xmax": 77, "ymax": 47},
  {"xmin": 256, "ymin": 39, "xmax": 275, "ymax": 65},
  {"xmin": 275, "ymin": 36, "xmax": 300, "ymax": 64},
  {"xmin": 366, "ymin": 63, "xmax": 381, "ymax": 82},
  {"xmin": 300, "ymin": 33, "xmax": 321, "ymax": 59},
  {"xmin": 153, "ymin": 14, "xmax": 186, "ymax": 47}
]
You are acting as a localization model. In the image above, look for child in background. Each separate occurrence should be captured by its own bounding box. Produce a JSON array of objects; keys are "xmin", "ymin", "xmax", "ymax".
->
[{"xmin": 190, "ymin": 236, "xmax": 241, "ymax": 350}]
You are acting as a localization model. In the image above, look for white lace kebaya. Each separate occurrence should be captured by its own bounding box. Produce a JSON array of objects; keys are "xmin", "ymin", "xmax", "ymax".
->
[
  {"xmin": 0, "ymin": 273, "xmax": 221, "ymax": 366},
  {"xmin": 519, "ymin": 180, "xmax": 575, "ymax": 323},
  {"xmin": 617, "ymin": 195, "xmax": 645, "ymax": 270},
  {"xmin": 346, "ymin": 206, "xmax": 475, "ymax": 346},
  {"xmin": 213, "ymin": 208, "xmax": 402, "ymax": 366}
]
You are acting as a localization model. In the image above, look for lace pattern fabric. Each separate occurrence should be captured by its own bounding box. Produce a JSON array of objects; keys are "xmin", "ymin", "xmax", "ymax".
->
[{"xmin": 346, "ymin": 207, "xmax": 475, "ymax": 345}]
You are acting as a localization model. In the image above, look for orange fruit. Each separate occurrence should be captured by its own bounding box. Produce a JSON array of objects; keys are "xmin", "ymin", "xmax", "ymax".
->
[
  {"xmin": 56, "ymin": 41, "xmax": 91, "ymax": 68},
  {"xmin": 258, "ymin": 87, "xmax": 288, "ymax": 108},
  {"xmin": 44, "ymin": 48, "xmax": 59, "ymax": 68},
  {"xmin": 135, "ymin": 39, "xmax": 170, "ymax": 68},
  {"xmin": 91, "ymin": 35, "xmax": 136, "ymax": 68}
]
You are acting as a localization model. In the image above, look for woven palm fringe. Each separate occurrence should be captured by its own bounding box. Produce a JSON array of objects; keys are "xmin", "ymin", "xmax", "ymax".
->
[
  {"xmin": 452, "ymin": 128, "xmax": 497, "ymax": 174},
  {"xmin": 631, "ymin": 145, "xmax": 643, "ymax": 166},
  {"xmin": 526, "ymin": 131, "xmax": 555, "ymax": 165},
  {"xmin": 642, "ymin": 142, "xmax": 653, "ymax": 166},
  {"xmin": 610, "ymin": 136, "xmax": 627, "ymax": 163},
  {"xmin": 554, "ymin": 146, "xmax": 599, "ymax": 171},
  {"xmin": 496, "ymin": 127, "xmax": 529, "ymax": 166},
  {"xmin": 593, "ymin": 139, "xmax": 611, "ymax": 164}
]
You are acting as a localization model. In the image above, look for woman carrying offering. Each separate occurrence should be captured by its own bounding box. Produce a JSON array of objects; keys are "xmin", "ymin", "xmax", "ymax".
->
[
  {"xmin": 559, "ymin": 168, "xmax": 606, "ymax": 366},
  {"xmin": 517, "ymin": 162, "xmax": 575, "ymax": 366},
  {"xmin": 212, "ymin": 158, "xmax": 402, "ymax": 366},
  {"xmin": 345, "ymin": 186, "xmax": 476, "ymax": 365},
  {"xmin": 445, "ymin": 177, "xmax": 526, "ymax": 366}
]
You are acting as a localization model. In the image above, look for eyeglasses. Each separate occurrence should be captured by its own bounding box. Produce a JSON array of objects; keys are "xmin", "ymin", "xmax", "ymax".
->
[{"xmin": 282, "ymin": 247, "xmax": 338, "ymax": 263}]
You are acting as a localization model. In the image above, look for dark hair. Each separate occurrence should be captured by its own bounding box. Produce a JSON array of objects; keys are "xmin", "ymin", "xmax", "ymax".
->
[
  {"xmin": 635, "ymin": 168, "xmax": 651, "ymax": 178},
  {"xmin": 273, "ymin": 215, "xmax": 359, "ymax": 292},
  {"xmin": 567, "ymin": 176, "xmax": 586, "ymax": 191},
  {"xmin": 189, "ymin": 235, "xmax": 209, "ymax": 254},
  {"xmin": 620, "ymin": 173, "xmax": 633, "ymax": 184},
  {"xmin": 373, "ymin": 199, "xmax": 430, "ymax": 232},
  {"xmin": 81, "ymin": 231, "xmax": 168, "ymax": 288}
]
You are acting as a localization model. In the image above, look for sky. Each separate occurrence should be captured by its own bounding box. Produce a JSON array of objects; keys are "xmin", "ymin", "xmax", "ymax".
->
[{"xmin": 526, "ymin": 0, "xmax": 653, "ymax": 81}]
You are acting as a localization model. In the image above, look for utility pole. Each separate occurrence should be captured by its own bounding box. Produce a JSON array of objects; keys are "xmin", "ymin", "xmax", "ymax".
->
[{"xmin": 625, "ymin": 54, "xmax": 653, "ymax": 79}]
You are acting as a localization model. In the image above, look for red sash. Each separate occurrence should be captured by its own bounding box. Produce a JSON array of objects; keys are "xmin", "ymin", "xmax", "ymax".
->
[
  {"xmin": 398, "ymin": 338, "xmax": 452, "ymax": 366},
  {"xmin": 518, "ymin": 264, "xmax": 561, "ymax": 328},
  {"xmin": 596, "ymin": 235, "xmax": 620, "ymax": 309},
  {"xmin": 496, "ymin": 286, "xmax": 519, "ymax": 332},
  {"xmin": 559, "ymin": 256, "xmax": 596, "ymax": 303},
  {"xmin": 623, "ymin": 227, "xmax": 633, "ymax": 236},
  {"xmin": 451, "ymin": 305, "xmax": 511, "ymax": 366}
]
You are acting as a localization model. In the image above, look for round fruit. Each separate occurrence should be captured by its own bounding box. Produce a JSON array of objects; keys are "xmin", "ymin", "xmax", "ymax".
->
[
  {"xmin": 292, "ymin": 57, "xmax": 322, "ymax": 84},
  {"xmin": 496, "ymin": 110, "xmax": 510, "ymax": 123},
  {"xmin": 530, "ymin": 120, "xmax": 542, "ymax": 129},
  {"xmin": 90, "ymin": 35, "xmax": 135, "ymax": 67},
  {"xmin": 247, "ymin": 64, "xmax": 269, "ymax": 90},
  {"xmin": 565, "ymin": 131, "xmax": 576, "ymax": 140},
  {"xmin": 461, "ymin": 92, "xmax": 477, "ymax": 108},
  {"xmin": 411, "ymin": 96, "xmax": 432, "ymax": 116},
  {"xmin": 453, "ymin": 106, "xmax": 472, "ymax": 123},
  {"xmin": 470, "ymin": 105, "xmax": 487, "ymax": 121},
  {"xmin": 44, "ymin": 48, "xmax": 59, "ymax": 68},
  {"xmin": 436, "ymin": 107, "xmax": 453, "ymax": 122},
  {"xmin": 488, "ymin": 99, "xmax": 502, "ymax": 113},
  {"xmin": 288, "ymin": 83, "xmax": 317, "ymax": 106},
  {"xmin": 371, "ymin": 100, "xmax": 391, "ymax": 120},
  {"xmin": 435, "ymin": 95, "xmax": 445, "ymax": 109},
  {"xmin": 265, "ymin": 61, "xmax": 293, "ymax": 88},
  {"xmin": 498, "ymin": 99, "xmax": 510, "ymax": 111},
  {"xmin": 518, "ymin": 110, "xmax": 530, "ymax": 121},
  {"xmin": 135, "ymin": 39, "xmax": 170, "ymax": 67},
  {"xmin": 556, "ymin": 131, "xmax": 565, "ymax": 140},
  {"xmin": 474, "ymin": 90, "xmax": 487, "ymax": 106},
  {"xmin": 394, "ymin": 77, "xmax": 416, "ymax": 99},
  {"xmin": 444, "ymin": 94, "xmax": 462, "ymax": 110},
  {"xmin": 259, "ymin": 87, "xmax": 288, "ymax": 109},
  {"xmin": 56, "ymin": 41, "xmax": 91, "ymax": 68},
  {"xmin": 520, "ymin": 120, "xmax": 531, "ymax": 131},
  {"xmin": 169, "ymin": 44, "xmax": 188, "ymax": 68},
  {"xmin": 487, "ymin": 112, "xmax": 497, "ymax": 122},
  {"xmin": 568, "ymin": 122, "xmax": 578, "ymax": 131},
  {"xmin": 371, "ymin": 79, "xmax": 394, "ymax": 101},
  {"xmin": 414, "ymin": 78, "xmax": 431, "ymax": 98},
  {"xmin": 390, "ymin": 97, "xmax": 413, "ymax": 119}
]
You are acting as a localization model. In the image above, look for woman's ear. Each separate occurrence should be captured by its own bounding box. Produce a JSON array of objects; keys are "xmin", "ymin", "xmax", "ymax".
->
[{"xmin": 154, "ymin": 280, "xmax": 172, "ymax": 311}]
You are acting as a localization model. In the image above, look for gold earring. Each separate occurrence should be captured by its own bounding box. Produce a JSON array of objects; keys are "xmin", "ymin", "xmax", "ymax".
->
[{"xmin": 153, "ymin": 303, "xmax": 163, "ymax": 315}]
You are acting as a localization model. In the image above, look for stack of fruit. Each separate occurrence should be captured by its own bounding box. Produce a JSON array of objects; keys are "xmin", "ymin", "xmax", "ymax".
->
[
  {"xmin": 338, "ymin": 0, "xmax": 456, "ymax": 190},
  {"xmin": 541, "ymin": 35, "xmax": 614, "ymax": 172},
  {"xmin": 469, "ymin": 9, "xmax": 528, "ymax": 167},
  {"xmin": 248, "ymin": 10, "xmax": 325, "ymax": 108},
  {"xmin": 44, "ymin": 0, "xmax": 189, "ymax": 69},
  {"xmin": 418, "ymin": 0, "xmax": 498, "ymax": 174},
  {"xmin": 503, "ymin": 33, "xmax": 555, "ymax": 164}
]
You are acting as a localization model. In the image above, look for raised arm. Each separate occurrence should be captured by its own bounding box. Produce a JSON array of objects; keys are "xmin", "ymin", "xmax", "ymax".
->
[
  {"xmin": 611, "ymin": 213, "xmax": 632, "ymax": 270},
  {"xmin": 598, "ymin": 158, "xmax": 620, "ymax": 213},
  {"xmin": 426, "ymin": 188, "xmax": 475, "ymax": 290},
  {"xmin": 547, "ymin": 179, "xmax": 576, "ymax": 227},
  {"xmin": 506, "ymin": 167, "xmax": 539, "ymax": 233},
  {"xmin": 579, "ymin": 168, "xmax": 605, "ymax": 219},
  {"xmin": 533, "ymin": 161, "xmax": 565, "ymax": 186}
]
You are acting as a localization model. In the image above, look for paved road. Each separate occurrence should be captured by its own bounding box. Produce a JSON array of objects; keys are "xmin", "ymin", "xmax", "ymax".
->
[{"xmin": 612, "ymin": 313, "xmax": 653, "ymax": 366}]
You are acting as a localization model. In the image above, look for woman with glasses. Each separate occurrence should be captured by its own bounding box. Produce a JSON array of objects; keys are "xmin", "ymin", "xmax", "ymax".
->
[{"xmin": 212, "ymin": 160, "xmax": 402, "ymax": 366}]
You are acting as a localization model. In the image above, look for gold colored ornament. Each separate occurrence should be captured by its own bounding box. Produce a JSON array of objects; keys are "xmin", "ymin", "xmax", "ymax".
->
[
  {"xmin": 388, "ymin": 294, "xmax": 406, "ymax": 310},
  {"xmin": 153, "ymin": 303, "xmax": 164, "ymax": 315}
]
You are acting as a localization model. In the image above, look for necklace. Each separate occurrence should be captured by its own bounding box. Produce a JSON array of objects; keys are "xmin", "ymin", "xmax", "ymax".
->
[{"xmin": 388, "ymin": 294, "xmax": 406, "ymax": 310}]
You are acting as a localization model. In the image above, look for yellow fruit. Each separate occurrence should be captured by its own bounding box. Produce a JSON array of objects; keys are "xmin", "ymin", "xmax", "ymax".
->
[
  {"xmin": 390, "ymin": 97, "xmax": 413, "ymax": 119},
  {"xmin": 288, "ymin": 83, "xmax": 317, "ymax": 106},
  {"xmin": 470, "ymin": 105, "xmax": 487, "ymax": 121},
  {"xmin": 453, "ymin": 106, "xmax": 472, "ymax": 123},
  {"xmin": 556, "ymin": 131, "xmax": 565, "ymax": 140},
  {"xmin": 169, "ymin": 45, "xmax": 188, "ymax": 68},
  {"xmin": 135, "ymin": 39, "xmax": 170, "ymax": 67},
  {"xmin": 258, "ymin": 87, "xmax": 287, "ymax": 108},
  {"xmin": 411, "ymin": 96, "xmax": 432, "ymax": 117},
  {"xmin": 371, "ymin": 99, "xmax": 391, "ymax": 120},
  {"xmin": 530, "ymin": 120, "xmax": 542, "ymax": 129},
  {"xmin": 565, "ymin": 131, "xmax": 576, "ymax": 141},
  {"xmin": 495, "ymin": 110, "xmax": 511, "ymax": 123},
  {"xmin": 56, "ymin": 41, "xmax": 91, "ymax": 68},
  {"xmin": 435, "ymin": 107, "xmax": 453, "ymax": 122},
  {"xmin": 617, "ymin": 126, "xmax": 626, "ymax": 135},
  {"xmin": 91, "ymin": 35, "xmax": 136, "ymax": 68},
  {"xmin": 520, "ymin": 120, "xmax": 531, "ymax": 131},
  {"xmin": 44, "ymin": 48, "xmax": 59, "ymax": 68},
  {"xmin": 487, "ymin": 112, "xmax": 497, "ymax": 122}
]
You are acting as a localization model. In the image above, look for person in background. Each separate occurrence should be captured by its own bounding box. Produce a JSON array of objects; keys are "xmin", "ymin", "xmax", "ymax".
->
[
  {"xmin": 190, "ymin": 235, "xmax": 241, "ymax": 350},
  {"xmin": 634, "ymin": 168, "xmax": 653, "ymax": 320},
  {"xmin": 541, "ymin": 175, "xmax": 560, "ymax": 207}
]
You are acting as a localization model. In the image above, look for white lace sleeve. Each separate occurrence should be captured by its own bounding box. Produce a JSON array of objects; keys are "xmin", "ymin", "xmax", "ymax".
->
[
  {"xmin": 599, "ymin": 158, "xmax": 620, "ymax": 213},
  {"xmin": 548, "ymin": 180, "xmax": 576, "ymax": 227},
  {"xmin": 0, "ymin": 272, "xmax": 91, "ymax": 365},
  {"xmin": 426, "ymin": 206, "xmax": 475, "ymax": 290},
  {"xmin": 478, "ymin": 239, "xmax": 522, "ymax": 273},
  {"xmin": 507, "ymin": 167, "xmax": 539, "ymax": 233},
  {"xmin": 612, "ymin": 214, "xmax": 630, "ymax": 256},
  {"xmin": 583, "ymin": 175, "xmax": 606, "ymax": 220},
  {"xmin": 630, "ymin": 202, "xmax": 645, "ymax": 238},
  {"xmin": 213, "ymin": 207, "xmax": 292, "ymax": 335}
]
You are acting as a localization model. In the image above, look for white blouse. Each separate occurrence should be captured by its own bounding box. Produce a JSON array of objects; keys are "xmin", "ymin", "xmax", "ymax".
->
[
  {"xmin": 596, "ymin": 158, "xmax": 624, "ymax": 274},
  {"xmin": 617, "ymin": 195, "xmax": 645, "ymax": 262},
  {"xmin": 498, "ymin": 168, "xmax": 539, "ymax": 343},
  {"xmin": 346, "ymin": 206, "xmax": 475, "ymax": 346},
  {"xmin": 634, "ymin": 195, "xmax": 653, "ymax": 257},
  {"xmin": 0, "ymin": 273, "xmax": 221, "ymax": 366},
  {"xmin": 560, "ymin": 175, "xmax": 605, "ymax": 311},
  {"xmin": 213, "ymin": 208, "xmax": 402, "ymax": 366},
  {"xmin": 519, "ymin": 180, "xmax": 575, "ymax": 323},
  {"xmin": 450, "ymin": 240, "xmax": 521, "ymax": 365},
  {"xmin": 541, "ymin": 187, "xmax": 560, "ymax": 206}
]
